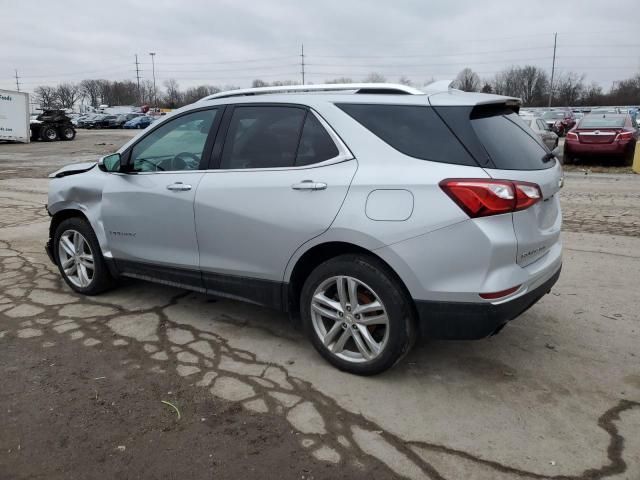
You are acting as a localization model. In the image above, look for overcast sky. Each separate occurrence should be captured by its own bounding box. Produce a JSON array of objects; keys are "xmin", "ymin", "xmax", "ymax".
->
[{"xmin": 2, "ymin": 0, "xmax": 639, "ymax": 93}]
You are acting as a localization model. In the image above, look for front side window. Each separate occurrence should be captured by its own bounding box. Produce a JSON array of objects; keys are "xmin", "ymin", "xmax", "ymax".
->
[
  {"xmin": 129, "ymin": 109, "xmax": 217, "ymax": 172},
  {"xmin": 220, "ymin": 106, "xmax": 306, "ymax": 169}
]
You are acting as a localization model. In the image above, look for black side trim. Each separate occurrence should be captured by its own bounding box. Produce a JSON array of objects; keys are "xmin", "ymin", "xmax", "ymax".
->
[
  {"xmin": 415, "ymin": 266, "xmax": 561, "ymax": 340},
  {"xmin": 111, "ymin": 259, "xmax": 286, "ymax": 310},
  {"xmin": 115, "ymin": 259, "xmax": 204, "ymax": 291},
  {"xmin": 202, "ymin": 271, "xmax": 284, "ymax": 310}
]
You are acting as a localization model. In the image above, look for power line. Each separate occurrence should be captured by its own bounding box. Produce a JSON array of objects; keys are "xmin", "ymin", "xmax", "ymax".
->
[{"xmin": 301, "ymin": 43, "xmax": 305, "ymax": 85}]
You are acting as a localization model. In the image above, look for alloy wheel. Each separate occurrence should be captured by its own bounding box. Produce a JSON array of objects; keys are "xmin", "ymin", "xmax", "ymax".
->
[
  {"xmin": 310, "ymin": 275, "xmax": 389, "ymax": 363},
  {"xmin": 57, "ymin": 229, "xmax": 95, "ymax": 288}
]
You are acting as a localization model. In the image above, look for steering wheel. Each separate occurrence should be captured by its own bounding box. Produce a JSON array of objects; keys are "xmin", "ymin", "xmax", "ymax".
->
[{"xmin": 172, "ymin": 152, "xmax": 200, "ymax": 171}]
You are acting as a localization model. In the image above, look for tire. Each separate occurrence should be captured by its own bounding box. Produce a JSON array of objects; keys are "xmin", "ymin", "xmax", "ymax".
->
[
  {"xmin": 41, "ymin": 126, "xmax": 58, "ymax": 142},
  {"xmin": 300, "ymin": 254, "xmax": 416, "ymax": 376},
  {"xmin": 563, "ymin": 149, "xmax": 575, "ymax": 165},
  {"xmin": 54, "ymin": 217, "xmax": 115, "ymax": 295},
  {"xmin": 59, "ymin": 126, "xmax": 76, "ymax": 141},
  {"xmin": 623, "ymin": 142, "xmax": 636, "ymax": 166}
]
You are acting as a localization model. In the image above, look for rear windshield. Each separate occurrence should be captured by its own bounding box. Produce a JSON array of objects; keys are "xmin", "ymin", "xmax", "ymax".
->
[
  {"xmin": 542, "ymin": 111, "xmax": 566, "ymax": 119},
  {"xmin": 336, "ymin": 104, "xmax": 476, "ymax": 166},
  {"xmin": 471, "ymin": 109, "xmax": 552, "ymax": 170},
  {"xmin": 580, "ymin": 116, "xmax": 626, "ymax": 128}
]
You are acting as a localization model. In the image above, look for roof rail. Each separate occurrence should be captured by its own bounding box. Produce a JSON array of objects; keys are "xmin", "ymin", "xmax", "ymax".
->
[{"xmin": 198, "ymin": 83, "xmax": 424, "ymax": 102}]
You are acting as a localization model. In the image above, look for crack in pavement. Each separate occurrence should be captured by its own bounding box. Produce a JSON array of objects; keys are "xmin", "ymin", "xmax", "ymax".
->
[{"xmin": 1, "ymin": 237, "xmax": 639, "ymax": 479}]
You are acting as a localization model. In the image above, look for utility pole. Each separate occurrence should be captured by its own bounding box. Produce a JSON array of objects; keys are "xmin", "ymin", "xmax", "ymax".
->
[
  {"xmin": 149, "ymin": 52, "xmax": 157, "ymax": 109},
  {"xmin": 134, "ymin": 54, "xmax": 141, "ymax": 104},
  {"xmin": 548, "ymin": 32, "xmax": 557, "ymax": 108},
  {"xmin": 14, "ymin": 69, "xmax": 20, "ymax": 92},
  {"xmin": 300, "ymin": 43, "xmax": 305, "ymax": 85}
]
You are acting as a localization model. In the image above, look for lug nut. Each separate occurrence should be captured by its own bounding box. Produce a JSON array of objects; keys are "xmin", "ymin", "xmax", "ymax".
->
[
  {"xmin": 338, "ymin": 311, "xmax": 343, "ymax": 317},
  {"xmin": 355, "ymin": 314, "xmax": 360, "ymax": 320},
  {"xmin": 351, "ymin": 324, "xmax": 358, "ymax": 330},
  {"xmin": 342, "ymin": 322, "xmax": 348, "ymax": 329},
  {"xmin": 346, "ymin": 306, "xmax": 351, "ymax": 312}
]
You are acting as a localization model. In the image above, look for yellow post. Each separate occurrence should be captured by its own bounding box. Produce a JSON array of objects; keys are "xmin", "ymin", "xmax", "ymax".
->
[{"xmin": 634, "ymin": 143, "xmax": 640, "ymax": 174}]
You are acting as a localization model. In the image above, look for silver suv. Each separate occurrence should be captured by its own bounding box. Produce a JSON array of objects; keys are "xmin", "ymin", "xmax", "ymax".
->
[{"xmin": 46, "ymin": 83, "xmax": 563, "ymax": 375}]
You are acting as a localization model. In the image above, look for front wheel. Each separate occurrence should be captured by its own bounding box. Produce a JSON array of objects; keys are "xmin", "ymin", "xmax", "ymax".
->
[
  {"xmin": 54, "ymin": 217, "xmax": 115, "ymax": 295},
  {"xmin": 300, "ymin": 254, "xmax": 416, "ymax": 375}
]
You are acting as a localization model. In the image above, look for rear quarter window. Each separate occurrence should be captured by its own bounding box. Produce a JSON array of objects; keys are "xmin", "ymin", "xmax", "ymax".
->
[
  {"xmin": 336, "ymin": 104, "xmax": 476, "ymax": 166},
  {"xmin": 471, "ymin": 109, "xmax": 553, "ymax": 170}
]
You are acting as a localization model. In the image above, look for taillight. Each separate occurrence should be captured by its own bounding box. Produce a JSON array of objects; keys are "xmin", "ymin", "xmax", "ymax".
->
[
  {"xmin": 439, "ymin": 179, "xmax": 542, "ymax": 218},
  {"xmin": 479, "ymin": 285, "xmax": 521, "ymax": 300},
  {"xmin": 566, "ymin": 131, "xmax": 579, "ymax": 141},
  {"xmin": 615, "ymin": 131, "xmax": 633, "ymax": 141}
]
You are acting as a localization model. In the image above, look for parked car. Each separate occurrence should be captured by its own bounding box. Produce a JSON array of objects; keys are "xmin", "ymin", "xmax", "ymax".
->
[
  {"xmin": 76, "ymin": 114, "xmax": 99, "ymax": 128},
  {"xmin": 519, "ymin": 114, "xmax": 559, "ymax": 150},
  {"xmin": 541, "ymin": 110, "xmax": 576, "ymax": 136},
  {"xmin": 109, "ymin": 113, "xmax": 143, "ymax": 128},
  {"xmin": 82, "ymin": 114, "xmax": 110, "ymax": 129},
  {"xmin": 564, "ymin": 114, "xmax": 638, "ymax": 165},
  {"xmin": 588, "ymin": 108, "xmax": 620, "ymax": 115},
  {"xmin": 123, "ymin": 115, "xmax": 154, "ymax": 129},
  {"xmin": 45, "ymin": 83, "xmax": 563, "ymax": 375}
]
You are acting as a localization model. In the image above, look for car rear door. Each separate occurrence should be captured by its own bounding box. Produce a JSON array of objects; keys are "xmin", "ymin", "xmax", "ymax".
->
[
  {"xmin": 468, "ymin": 108, "xmax": 563, "ymax": 267},
  {"xmin": 194, "ymin": 104, "xmax": 356, "ymax": 308}
]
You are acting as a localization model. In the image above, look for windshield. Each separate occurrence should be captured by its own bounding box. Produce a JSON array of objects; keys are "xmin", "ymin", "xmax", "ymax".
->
[{"xmin": 579, "ymin": 116, "xmax": 626, "ymax": 128}]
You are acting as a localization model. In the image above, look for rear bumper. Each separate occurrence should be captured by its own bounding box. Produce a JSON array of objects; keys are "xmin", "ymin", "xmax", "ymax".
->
[
  {"xmin": 415, "ymin": 265, "xmax": 561, "ymax": 340},
  {"xmin": 565, "ymin": 141, "xmax": 629, "ymax": 155}
]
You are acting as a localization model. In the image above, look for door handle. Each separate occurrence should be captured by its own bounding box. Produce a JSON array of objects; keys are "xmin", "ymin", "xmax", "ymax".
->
[
  {"xmin": 166, "ymin": 182, "xmax": 192, "ymax": 191},
  {"xmin": 291, "ymin": 180, "xmax": 327, "ymax": 191}
]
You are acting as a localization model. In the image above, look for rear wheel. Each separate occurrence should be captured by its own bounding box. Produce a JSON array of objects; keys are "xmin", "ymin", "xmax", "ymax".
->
[
  {"xmin": 54, "ymin": 217, "xmax": 115, "ymax": 295},
  {"xmin": 59, "ymin": 126, "xmax": 76, "ymax": 141},
  {"xmin": 300, "ymin": 254, "xmax": 416, "ymax": 375},
  {"xmin": 41, "ymin": 126, "xmax": 58, "ymax": 142}
]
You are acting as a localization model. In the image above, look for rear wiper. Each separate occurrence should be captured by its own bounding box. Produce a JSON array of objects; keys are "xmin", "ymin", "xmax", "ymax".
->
[{"xmin": 541, "ymin": 152, "xmax": 555, "ymax": 163}]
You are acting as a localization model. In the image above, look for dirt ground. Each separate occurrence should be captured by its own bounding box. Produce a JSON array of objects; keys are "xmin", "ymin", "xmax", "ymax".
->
[{"xmin": 0, "ymin": 130, "xmax": 639, "ymax": 479}]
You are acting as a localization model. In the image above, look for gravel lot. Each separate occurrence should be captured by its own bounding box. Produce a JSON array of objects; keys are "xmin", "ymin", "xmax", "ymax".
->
[{"xmin": 1, "ymin": 130, "xmax": 639, "ymax": 479}]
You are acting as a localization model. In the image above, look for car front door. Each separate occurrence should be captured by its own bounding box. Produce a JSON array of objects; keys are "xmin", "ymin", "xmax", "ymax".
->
[
  {"xmin": 102, "ymin": 107, "xmax": 220, "ymax": 289},
  {"xmin": 194, "ymin": 105, "xmax": 357, "ymax": 308}
]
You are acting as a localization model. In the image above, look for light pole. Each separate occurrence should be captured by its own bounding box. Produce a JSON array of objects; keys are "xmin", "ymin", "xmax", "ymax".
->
[{"xmin": 149, "ymin": 52, "xmax": 157, "ymax": 109}]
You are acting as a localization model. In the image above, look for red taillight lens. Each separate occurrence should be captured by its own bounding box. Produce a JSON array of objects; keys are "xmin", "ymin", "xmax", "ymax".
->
[
  {"xmin": 566, "ymin": 131, "xmax": 579, "ymax": 141},
  {"xmin": 440, "ymin": 179, "xmax": 542, "ymax": 218},
  {"xmin": 615, "ymin": 131, "xmax": 633, "ymax": 141},
  {"xmin": 479, "ymin": 285, "xmax": 521, "ymax": 300}
]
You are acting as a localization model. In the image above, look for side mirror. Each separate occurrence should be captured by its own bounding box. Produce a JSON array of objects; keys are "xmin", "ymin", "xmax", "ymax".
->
[{"xmin": 98, "ymin": 153, "xmax": 121, "ymax": 173}]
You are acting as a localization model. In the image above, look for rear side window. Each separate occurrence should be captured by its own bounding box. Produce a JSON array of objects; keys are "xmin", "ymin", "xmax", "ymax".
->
[
  {"xmin": 471, "ymin": 110, "xmax": 552, "ymax": 170},
  {"xmin": 336, "ymin": 104, "xmax": 476, "ymax": 166},
  {"xmin": 221, "ymin": 106, "xmax": 305, "ymax": 169},
  {"xmin": 296, "ymin": 114, "xmax": 339, "ymax": 166}
]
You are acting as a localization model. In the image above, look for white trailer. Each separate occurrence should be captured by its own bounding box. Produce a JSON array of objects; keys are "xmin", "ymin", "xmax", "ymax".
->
[{"xmin": 0, "ymin": 89, "xmax": 30, "ymax": 143}]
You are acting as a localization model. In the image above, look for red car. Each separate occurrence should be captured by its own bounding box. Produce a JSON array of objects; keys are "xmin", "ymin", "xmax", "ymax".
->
[
  {"xmin": 542, "ymin": 110, "xmax": 576, "ymax": 137},
  {"xmin": 564, "ymin": 114, "xmax": 638, "ymax": 165}
]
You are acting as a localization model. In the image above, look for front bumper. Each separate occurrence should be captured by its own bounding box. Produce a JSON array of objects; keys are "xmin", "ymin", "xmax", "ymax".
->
[{"xmin": 414, "ymin": 265, "xmax": 561, "ymax": 340}]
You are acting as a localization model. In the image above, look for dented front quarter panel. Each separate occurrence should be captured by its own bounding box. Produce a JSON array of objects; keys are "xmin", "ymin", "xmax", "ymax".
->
[{"xmin": 47, "ymin": 166, "xmax": 112, "ymax": 256}]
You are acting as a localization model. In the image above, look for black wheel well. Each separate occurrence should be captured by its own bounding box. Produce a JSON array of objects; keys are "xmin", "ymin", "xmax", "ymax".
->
[
  {"xmin": 287, "ymin": 241, "xmax": 414, "ymax": 317},
  {"xmin": 49, "ymin": 209, "xmax": 89, "ymax": 242}
]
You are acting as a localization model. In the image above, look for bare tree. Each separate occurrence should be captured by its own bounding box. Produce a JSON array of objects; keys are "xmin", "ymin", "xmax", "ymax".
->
[
  {"xmin": 183, "ymin": 85, "xmax": 221, "ymax": 105},
  {"xmin": 481, "ymin": 82, "xmax": 493, "ymax": 93},
  {"xmin": 80, "ymin": 79, "xmax": 103, "ymax": 108},
  {"xmin": 555, "ymin": 72, "xmax": 585, "ymax": 106},
  {"xmin": 34, "ymin": 86, "xmax": 58, "ymax": 108},
  {"xmin": 55, "ymin": 83, "xmax": 81, "ymax": 109},
  {"xmin": 325, "ymin": 77, "xmax": 354, "ymax": 84},
  {"xmin": 163, "ymin": 79, "xmax": 182, "ymax": 108},
  {"xmin": 398, "ymin": 76, "xmax": 413, "ymax": 86},
  {"xmin": 252, "ymin": 79, "xmax": 269, "ymax": 88},
  {"xmin": 364, "ymin": 72, "xmax": 386, "ymax": 83},
  {"xmin": 454, "ymin": 68, "xmax": 480, "ymax": 92}
]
